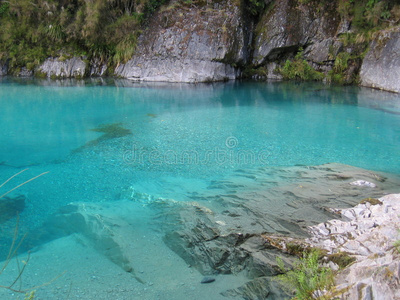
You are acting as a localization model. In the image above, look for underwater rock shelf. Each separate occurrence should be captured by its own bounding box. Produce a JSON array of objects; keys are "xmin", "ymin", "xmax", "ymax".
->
[{"xmin": 17, "ymin": 163, "xmax": 400, "ymax": 299}]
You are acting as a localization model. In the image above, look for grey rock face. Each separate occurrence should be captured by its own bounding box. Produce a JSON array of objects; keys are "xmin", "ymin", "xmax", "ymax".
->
[
  {"xmin": 253, "ymin": 0, "xmax": 340, "ymax": 66},
  {"xmin": 0, "ymin": 60, "xmax": 7, "ymax": 76},
  {"xmin": 18, "ymin": 67, "xmax": 33, "ymax": 77},
  {"xmin": 360, "ymin": 27, "xmax": 400, "ymax": 93},
  {"xmin": 89, "ymin": 58, "xmax": 108, "ymax": 77},
  {"xmin": 115, "ymin": 1, "xmax": 249, "ymax": 83},
  {"xmin": 307, "ymin": 194, "xmax": 400, "ymax": 300},
  {"xmin": 37, "ymin": 57, "xmax": 87, "ymax": 78}
]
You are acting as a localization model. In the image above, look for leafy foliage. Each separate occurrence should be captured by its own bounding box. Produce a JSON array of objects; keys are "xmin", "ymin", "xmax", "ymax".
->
[
  {"xmin": 280, "ymin": 48, "xmax": 324, "ymax": 81},
  {"xmin": 276, "ymin": 250, "xmax": 335, "ymax": 300},
  {"xmin": 247, "ymin": 0, "xmax": 266, "ymax": 16},
  {"xmin": 338, "ymin": 0, "xmax": 397, "ymax": 30},
  {"xmin": 0, "ymin": 0, "xmax": 168, "ymax": 70}
]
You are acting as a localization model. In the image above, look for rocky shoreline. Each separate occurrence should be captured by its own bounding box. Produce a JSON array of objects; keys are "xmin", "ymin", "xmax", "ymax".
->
[
  {"xmin": 306, "ymin": 193, "xmax": 400, "ymax": 300},
  {"xmin": 1, "ymin": 0, "xmax": 400, "ymax": 93},
  {"xmin": 3, "ymin": 163, "xmax": 396, "ymax": 299}
]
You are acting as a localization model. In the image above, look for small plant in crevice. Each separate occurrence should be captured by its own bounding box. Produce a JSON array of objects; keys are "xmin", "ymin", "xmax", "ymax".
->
[
  {"xmin": 276, "ymin": 249, "xmax": 335, "ymax": 300},
  {"xmin": 279, "ymin": 48, "xmax": 324, "ymax": 81},
  {"xmin": 394, "ymin": 229, "xmax": 400, "ymax": 254}
]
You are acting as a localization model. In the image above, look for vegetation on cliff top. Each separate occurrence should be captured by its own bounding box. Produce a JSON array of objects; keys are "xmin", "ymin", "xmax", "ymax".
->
[
  {"xmin": 1, "ymin": 0, "xmax": 400, "ymax": 78},
  {"xmin": 0, "ymin": 0, "xmax": 168, "ymax": 73}
]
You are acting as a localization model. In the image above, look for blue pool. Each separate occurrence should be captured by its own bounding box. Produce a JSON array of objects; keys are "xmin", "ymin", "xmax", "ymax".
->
[{"xmin": 0, "ymin": 78, "xmax": 399, "ymax": 299}]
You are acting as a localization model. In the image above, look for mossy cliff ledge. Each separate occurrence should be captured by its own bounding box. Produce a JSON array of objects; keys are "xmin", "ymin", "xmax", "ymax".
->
[{"xmin": 114, "ymin": 0, "xmax": 250, "ymax": 83}]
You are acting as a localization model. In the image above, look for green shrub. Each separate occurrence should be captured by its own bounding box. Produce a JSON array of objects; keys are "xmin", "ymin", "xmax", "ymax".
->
[
  {"xmin": 276, "ymin": 249, "xmax": 335, "ymax": 300},
  {"xmin": 279, "ymin": 48, "xmax": 324, "ymax": 81},
  {"xmin": 0, "ymin": 0, "xmax": 169, "ymax": 71},
  {"xmin": 247, "ymin": 0, "xmax": 266, "ymax": 15}
]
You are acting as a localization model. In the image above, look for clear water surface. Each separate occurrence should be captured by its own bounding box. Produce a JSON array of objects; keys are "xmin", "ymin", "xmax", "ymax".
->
[{"xmin": 0, "ymin": 77, "xmax": 399, "ymax": 299}]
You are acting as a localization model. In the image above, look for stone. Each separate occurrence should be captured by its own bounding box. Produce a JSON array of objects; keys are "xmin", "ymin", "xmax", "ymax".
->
[
  {"xmin": 200, "ymin": 277, "xmax": 215, "ymax": 284},
  {"xmin": 307, "ymin": 193, "xmax": 400, "ymax": 300},
  {"xmin": 349, "ymin": 180, "xmax": 376, "ymax": 188},
  {"xmin": 18, "ymin": 67, "xmax": 33, "ymax": 77},
  {"xmin": 221, "ymin": 277, "xmax": 272, "ymax": 300},
  {"xmin": 114, "ymin": 0, "xmax": 250, "ymax": 83},
  {"xmin": 360, "ymin": 27, "xmax": 400, "ymax": 93},
  {"xmin": 37, "ymin": 57, "xmax": 87, "ymax": 78},
  {"xmin": 252, "ymin": 0, "xmax": 340, "ymax": 66},
  {"xmin": 17, "ymin": 166, "xmax": 400, "ymax": 300},
  {"xmin": 89, "ymin": 58, "xmax": 108, "ymax": 77}
]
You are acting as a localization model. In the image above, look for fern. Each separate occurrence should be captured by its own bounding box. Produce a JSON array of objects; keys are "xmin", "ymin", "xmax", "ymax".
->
[{"xmin": 276, "ymin": 249, "xmax": 334, "ymax": 300}]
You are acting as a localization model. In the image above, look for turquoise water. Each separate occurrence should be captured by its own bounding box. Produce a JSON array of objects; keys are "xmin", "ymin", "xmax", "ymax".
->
[{"xmin": 0, "ymin": 78, "xmax": 400, "ymax": 299}]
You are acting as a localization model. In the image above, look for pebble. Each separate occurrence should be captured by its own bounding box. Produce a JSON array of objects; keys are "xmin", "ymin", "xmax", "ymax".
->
[{"xmin": 201, "ymin": 277, "xmax": 215, "ymax": 284}]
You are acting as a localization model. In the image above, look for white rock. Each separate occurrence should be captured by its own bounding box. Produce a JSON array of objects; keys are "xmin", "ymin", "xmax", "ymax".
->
[{"xmin": 349, "ymin": 180, "xmax": 376, "ymax": 188}]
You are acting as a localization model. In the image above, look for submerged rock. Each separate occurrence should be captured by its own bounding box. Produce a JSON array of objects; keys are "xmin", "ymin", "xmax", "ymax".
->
[
  {"xmin": 360, "ymin": 27, "xmax": 400, "ymax": 93},
  {"xmin": 21, "ymin": 163, "xmax": 400, "ymax": 299},
  {"xmin": 201, "ymin": 277, "xmax": 215, "ymax": 284},
  {"xmin": 158, "ymin": 163, "xmax": 400, "ymax": 298},
  {"xmin": 349, "ymin": 180, "xmax": 376, "ymax": 188}
]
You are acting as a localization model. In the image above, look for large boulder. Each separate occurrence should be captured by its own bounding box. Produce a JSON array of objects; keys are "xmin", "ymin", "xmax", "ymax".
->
[
  {"xmin": 115, "ymin": 0, "xmax": 251, "ymax": 83},
  {"xmin": 360, "ymin": 27, "xmax": 400, "ymax": 93},
  {"xmin": 37, "ymin": 57, "xmax": 87, "ymax": 78}
]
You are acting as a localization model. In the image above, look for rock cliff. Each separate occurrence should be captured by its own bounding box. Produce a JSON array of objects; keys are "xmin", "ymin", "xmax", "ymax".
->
[
  {"xmin": 360, "ymin": 28, "xmax": 400, "ymax": 93},
  {"xmin": 5, "ymin": 0, "xmax": 400, "ymax": 92},
  {"xmin": 37, "ymin": 57, "xmax": 87, "ymax": 79},
  {"xmin": 252, "ymin": 0, "xmax": 340, "ymax": 71},
  {"xmin": 114, "ymin": 0, "xmax": 250, "ymax": 82}
]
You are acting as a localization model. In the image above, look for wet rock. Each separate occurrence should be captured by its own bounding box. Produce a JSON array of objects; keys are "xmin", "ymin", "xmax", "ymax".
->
[
  {"xmin": 20, "ymin": 164, "xmax": 400, "ymax": 300},
  {"xmin": 159, "ymin": 164, "xmax": 400, "ymax": 299},
  {"xmin": 350, "ymin": 180, "xmax": 376, "ymax": 188},
  {"xmin": 221, "ymin": 277, "xmax": 271, "ymax": 300},
  {"xmin": 360, "ymin": 27, "xmax": 400, "ymax": 93},
  {"xmin": 37, "ymin": 57, "xmax": 87, "ymax": 78},
  {"xmin": 115, "ymin": 0, "xmax": 251, "ymax": 82},
  {"xmin": 200, "ymin": 277, "xmax": 215, "ymax": 284}
]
